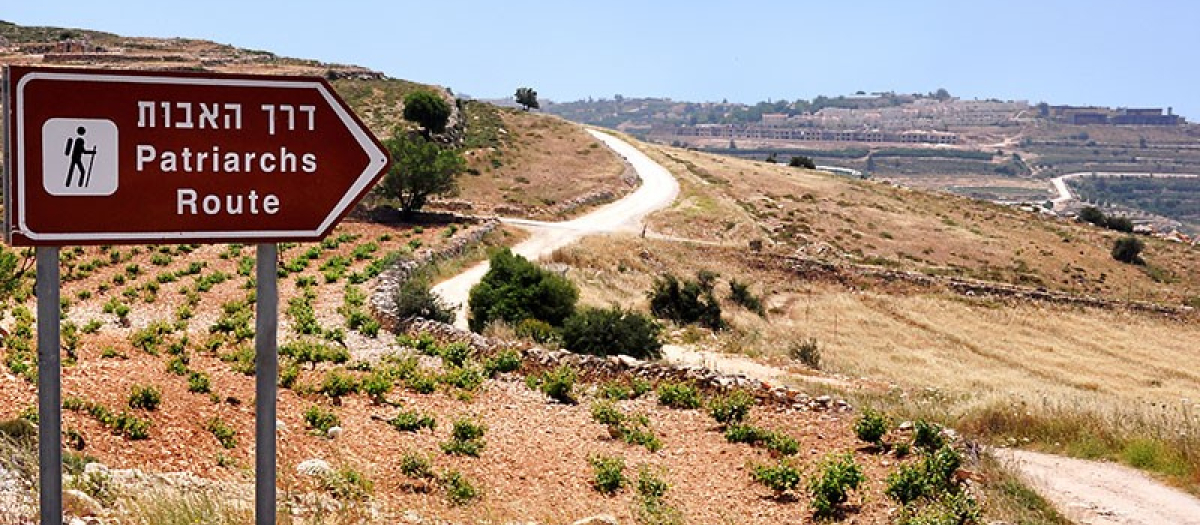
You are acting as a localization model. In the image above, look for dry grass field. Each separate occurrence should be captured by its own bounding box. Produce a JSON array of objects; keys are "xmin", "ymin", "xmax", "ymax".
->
[{"xmin": 630, "ymin": 140, "xmax": 1200, "ymax": 306}]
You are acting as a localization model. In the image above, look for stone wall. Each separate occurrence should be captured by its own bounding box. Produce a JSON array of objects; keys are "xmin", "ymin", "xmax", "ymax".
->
[
  {"xmin": 370, "ymin": 220, "xmax": 499, "ymax": 332},
  {"xmin": 397, "ymin": 318, "xmax": 850, "ymax": 413}
]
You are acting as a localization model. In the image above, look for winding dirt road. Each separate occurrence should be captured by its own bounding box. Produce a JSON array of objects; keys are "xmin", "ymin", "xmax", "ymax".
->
[
  {"xmin": 431, "ymin": 129, "xmax": 1200, "ymax": 523},
  {"xmin": 431, "ymin": 129, "xmax": 679, "ymax": 328}
]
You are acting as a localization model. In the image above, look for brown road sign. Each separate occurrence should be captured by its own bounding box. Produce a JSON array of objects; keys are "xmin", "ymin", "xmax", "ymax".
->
[{"xmin": 3, "ymin": 66, "xmax": 390, "ymax": 245}]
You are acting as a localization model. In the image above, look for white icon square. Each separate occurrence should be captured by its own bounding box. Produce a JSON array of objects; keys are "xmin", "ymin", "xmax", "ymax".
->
[{"xmin": 42, "ymin": 118, "xmax": 119, "ymax": 196}]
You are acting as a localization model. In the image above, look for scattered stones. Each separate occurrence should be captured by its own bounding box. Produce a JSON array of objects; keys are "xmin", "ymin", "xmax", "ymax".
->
[
  {"xmin": 63, "ymin": 489, "xmax": 104, "ymax": 517},
  {"xmin": 296, "ymin": 459, "xmax": 333, "ymax": 478}
]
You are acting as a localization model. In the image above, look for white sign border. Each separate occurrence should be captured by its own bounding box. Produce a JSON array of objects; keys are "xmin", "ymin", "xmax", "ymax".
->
[{"xmin": 14, "ymin": 70, "xmax": 388, "ymax": 242}]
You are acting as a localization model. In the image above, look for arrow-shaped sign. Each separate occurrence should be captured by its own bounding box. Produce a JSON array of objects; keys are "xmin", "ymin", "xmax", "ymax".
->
[{"xmin": 3, "ymin": 66, "xmax": 391, "ymax": 245}]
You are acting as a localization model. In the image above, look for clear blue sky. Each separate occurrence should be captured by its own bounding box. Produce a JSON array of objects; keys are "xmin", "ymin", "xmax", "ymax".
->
[{"xmin": 8, "ymin": 0, "xmax": 1200, "ymax": 118}]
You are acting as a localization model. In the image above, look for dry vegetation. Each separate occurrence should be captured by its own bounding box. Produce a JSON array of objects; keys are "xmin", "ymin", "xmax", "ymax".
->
[
  {"xmin": 632, "ymin": 141, "xmax": 1200, "ymax": 306},
  {"xmin": 453, "ymin": 109, "xmax": 631, "ymax": 220}
]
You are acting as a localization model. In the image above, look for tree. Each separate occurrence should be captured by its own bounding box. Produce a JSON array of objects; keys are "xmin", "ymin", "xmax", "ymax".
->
[
  {"xmin": 647, "ymin": 271, "xmax": 723, "ymax": 330},
  {"xmin": 515, "ymin": 87, "xmax": 539, "ymax": 111},
  {"xmin": 468, "ymin": 249, "xmax": 578, "ymax": 332},
  {"xmin": 1078, "ymin": 206, "xmax": 1106, "ymax": 227},
  {"xmin": 1111, "ymin": 235, "xmax": 1144, "ymax": 265},
  {"xmin": 788, "ymin": 155, "xmax": 816, "ymax": 169},
  {"xmin": 377, "ymin": 132, "xmax": 464, "ymax": 217},
  {"xmin": 402, "ymin": 91, "xmax": 452, "ymax": 137}
]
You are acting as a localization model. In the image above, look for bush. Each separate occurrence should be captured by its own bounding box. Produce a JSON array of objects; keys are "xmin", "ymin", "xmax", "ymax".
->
[
  {"xmin": 636, "ymin": 465, "xmax": 669, "ymax": 501},
  {"xmin": 1112, "ymin": 235, "xmax": 1144, "ymax": 264},
  {"xmin": 361, "ymin": 369, "xmax": 394, "ymax": 404},
  {"xmin": 656, "ymin": 382, "xmax": 701, "ymax": 409},
  {"xmin": 483, "ymin": 349, "xmax": 522, "ymax": 377},
  {"xmin": 561, "ymin": 306, "xmax": 663, "ymax": 360},
  {"xmin": 439, "ymin": 470, "xmax": 479, "ymax": 505},
  {"xmin": 441, "ymin": 418, "xmax": 486, "ymax": 457},
  {"xmin": 854, "ymin": 408, "xmax": 890, "ymax": 446},
  {"xmin": 647, "ymin": 271, "xmax": 723, "ymax": 330},
  {"xmin": 589, "ymin": 455, "xmax": 627, "ymax": 495},
  {"xmin": 128, "ymin": 385, "xmax": 162, "ymax": 411},
  {"xmin": 788, "ymin": 338, "xmax": 821, "ymax": 369},
  {"xmin": 468, "ymin": 249, "xmax": 578, "ymax": 332},
  {"xmin": 187, "ymin": 371, "xmax": 211, "ymax": 394},
  {"xmin": 514, "ymin": 318, "xmax": 559, "ymax": 345},
  {"xmin": 913, "ymin": 420, "xmax": 946, "ymax": 453},
  {"xmin": 886, "ymin": 464, "xmax": 929, "ymax": 506},
  {"xmin": 527, "ymin": 364, "xmax": 577, "ymax": 404},
  {"xmin": 403, "ymin": 91, "xmax": 452, "ymax": 135},
  {"xmin": 809, "ymin": 453, "xmax": 864, "ymax": 519},
  {"xmin": 319, "ymin": 370, "xmax": 359, "ymax": 400},
  {"xmin": 206, "ymin": 417, "xmax": 237, "ymax": 449},
  {"xmin": 388, "ymin": 409, "xmax": 436, "ymax": 432},
  {"xmin": 708, "ymin": 390, "xmax": 755, "ymax": 425},
  {"xmin": 728, "ymin": 279, "xmax": 766, "ymax": 316},
  {"xmin": 590, "ymin": 402, "xmax": 662, "ymax": 452},
  {"xmin": 303, "ymin": 405, "xmax": 339, "ymax": 436},
  {"xmin": 393, "ymin": 275, "xmax": 456, "ymax": 324},
  {"xmin": 751, "ymin": 460, "xmax": 802, "ymax": 497},
  {"xmin": 399, "ymin": 451, "xmax": 434, "ymax": 479},
  {"xmin": 440, "ymin": 366, "xmax": 484, "ymax": 392}
]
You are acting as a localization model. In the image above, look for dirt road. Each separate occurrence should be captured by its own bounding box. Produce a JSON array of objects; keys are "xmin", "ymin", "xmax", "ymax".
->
[
  {"xmin": 431, "ymin": 129, "xmax": 679, "ymax": 327},
  {"xmin": 993, "ymin": 448, "xmax": 1200, "ymax": 525}
]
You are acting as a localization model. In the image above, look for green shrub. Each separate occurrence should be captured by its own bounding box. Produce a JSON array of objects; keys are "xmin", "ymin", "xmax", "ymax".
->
[
  {"xmin": 467, "ymin": 248, "xmax": 578, "ymax": 332},
  {"xmin": 483, "ymin": 349, "xmax": 522, "ymax": 376},
  {"xmin": 913, "ymin": 420, "xmax": 946, "ymax": 452},
  {"xmin": 808, "ymin": 453, "xmax": 865, "ymax": 519},
  {"xmin": 589, "ymin": 455, "xmax": 627, "ymax": 495},
  {"xmin": 657, "ymin": 382, "xmax": 701, "ymax": 409},
  {"xmin": 206, "ymin": 417, "xmax": 237, "ymax": 449},
  {"xmin": 724, "ymin": 423, "xmax": 771, "ymax": 445},
  {"xmin": 441, "ymin": 366, "xmax": 484, "ymax": 392},
  {"xmin": 129, "ymin": 320, "xmax": 174, "ymax": 355},
  {"xmin": 399, "ymin": 451, "xmax": 434, "ymax": 479},
  {"xmin": 897, "ymin": 492, "xmax": 981, "ymax": 525},
  {"xmin": 441, "ymin": 418, "xmax": 486, "ymax": 457},
  {"xmin": 636, "ymin": 465, "xmax": 669, "ymax": 501},
  {"xmin": 319, "ymin": 370, "xmax": 359, "ymax": 399},
  {"xmin": 854, "ymin": 408, "xmax": 890, "ymax": 446},
  {"xmin": 647, "ymin": 271, "xmax": 723, "ymax": 330},
  {"xmin": 708, "ymin": 390, "xmax": 754, "ymax": 425},
  {"xmin": 923, "ymin": 446, "xmax": 963, "ymax": 493},
  {"xmin": 751, "ymin": 460, "xmax": 802, "ymax": 497},
  {"xmin": 393, "ymin": 275, "xmax": 456, "ymax": 324},
  {"xmin": 590, "ymin": 401, "xmax": 662, "ymax": 452},
  {"xmin": 526, "ymin": 364, "xmax": 577, "ymax": 404},
  {"xmin": 187, "ymin": 371, "xmax": 212, "ymax": 394},
  {"xmin": 405, "ymin": 371, "xmax": 438, "ymax": 394},
  {"xmin": 278, "ymin": 361, "xmax": 301, "ymax": 389},
  {"xmin": 279, "ymin": 341, "xmax": 349, "ymax": 367},
  {"xmin": 885, "ymin": 463, "xmax": 928, "ymax": 505},
  {"xmin": 322, "ymin": 467, "xmax": 373, "ymax": 501},
  {"xmin": 438, "ymin": 342, "xmax": 473, "ymax": 368},
  {"xmin": 765, "ymin": 432, "xmax": 800, "ymax": 456},
  {"xmin": 361, "ymin": 369, "xmax": 394, "ymax": 404},
  {"xmin": 1112, "ymin": 235, "xmax": 1145, "ymax": 264},
  {"xmin": 561, "ymin": 306, "xmax": 663, "ymax": 360},
  {"xmin": 128, "ymin": 385, "xmax": 162, "ymax": 411},
  {"xmin": 303, "ymin": 405, "xmax": 339, "ymax": 436},
  {"xmin": 388, "ymin": 409, "xmax": 436, "ymax": 432},
  {"xmin": 728, "ymin": 279, "xmax": 766, "ymax": 316},
  {"xmin": 439, "ymin": 470, "xmax": 479, "ymax": 505},
  {"xmin": 166, "ymin": 355, "xmax": 190, "ymax": 376},
  {"xmin": 514, "ymin": 318, "xmax": 559, "ymax": 344}
]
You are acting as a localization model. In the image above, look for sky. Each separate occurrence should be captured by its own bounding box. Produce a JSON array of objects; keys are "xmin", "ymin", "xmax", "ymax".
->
[{"xmin": 7, "ymin": 0, "xmax": 1200, "ymax": 119}]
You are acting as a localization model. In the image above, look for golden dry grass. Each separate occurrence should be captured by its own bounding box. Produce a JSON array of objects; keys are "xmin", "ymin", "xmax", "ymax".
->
[
  {"xmin": 455, "ymin": 111, "xmax": 629, "ymax": 219},
  {"xmin": 625, "ymin": 140, "xmax": 1200, "ymax": 306}
]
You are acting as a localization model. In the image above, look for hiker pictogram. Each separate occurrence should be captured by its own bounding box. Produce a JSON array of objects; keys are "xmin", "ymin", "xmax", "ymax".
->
[
  {"xmin": 41, "ymin": 118, "xmax": 119, "ymax": 197},
  {"xmin": 64, "ymin": 126, "xmax": 98, "ymax": 187}
]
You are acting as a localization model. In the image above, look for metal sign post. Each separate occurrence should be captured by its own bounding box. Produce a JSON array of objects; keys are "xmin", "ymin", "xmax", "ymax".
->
[
  {"xmin": 254, "ymin": 244, "xmax": 278, "ymax": 524},
  {"xmin": 35, "ymin": 247, "xmax": 61, "ymax": 525},
  {"xmin": 4, "ymin": 65, "xmax": 388, "ymax": 525}
]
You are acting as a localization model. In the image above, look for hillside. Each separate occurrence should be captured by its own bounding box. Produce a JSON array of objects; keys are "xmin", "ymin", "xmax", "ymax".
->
[{"xmin": 0, "ymin": 20, "xmax": 629, "ymax": 221}]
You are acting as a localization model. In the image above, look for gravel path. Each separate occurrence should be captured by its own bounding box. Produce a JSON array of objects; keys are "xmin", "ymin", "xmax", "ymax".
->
[{"xmin": 993, "ymin": 448, "xmax": 1200, "ymax": 525}]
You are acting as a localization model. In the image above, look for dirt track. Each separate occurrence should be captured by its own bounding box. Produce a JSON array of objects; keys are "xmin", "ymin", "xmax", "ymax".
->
[{"xmin": 994, "ymin": 448, "xmax": 1200, "ymax": 525}]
